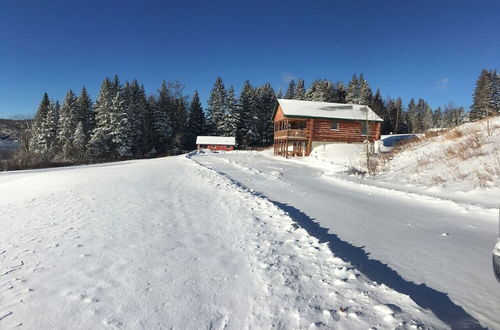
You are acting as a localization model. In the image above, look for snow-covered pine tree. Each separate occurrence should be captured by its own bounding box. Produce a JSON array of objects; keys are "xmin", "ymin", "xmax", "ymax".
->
[
  {"xmin": 358, "ymin": 74, "xmax": 373, "ymax": 105},
  {"xmin": 346, "ymin": 74, "xmax": 360, "ymax": 104},
  {"xmin": 109, "ymin": 91, "xmax": 134, "ymax": 157},
  {"xmin": 207, "ymin": 77, "xmax": 227, "ymax": 135},
  {"xmin": 152, "ymin": 81, "xmax": 173, "ymax": 153},
  {"xmin": 285, "ymin": 80, "xmax": 295, "ymax": 99},
  {"xmin": 171, "ymin": 98, "xmax": 188, "ymax": 152},
  {"xmin": 370, "ymin": 89, "xmax": 389, "ymax": 134},
  {"xmin": 254, "ymin": 84, "xmax": 276, "ymax": 146},
  {"xmin": 29, "ymin": 93, "xmax": 52, "ymax": 157},
  {"xmin": 294, "ymin": 79, "xmax": 306, "ymax": 100},
  {"xmin": 305, "ymin": 80, "xmax": 334, "ymax": 102},
  {"xmin": 88, "ymin": 78, "xmax": 114, "ymax": 158},
  {"xmin": 407, "ymin": 98, "xmax": 418, "ymax": 133},
  {"xmin": 470, "ymin": 69, "xmax": 495, "ymax": 121},
  {"xmin": 433, "ymin": 107, "xmax": 443, "ymax": 128},
  {"xmin": 76, "ymin": 87, "xmax": 93, "ymax": 147},
  {"xmin": 276, "ymin": 88, "xmax": 283, "ymax": 99},
  {"xmin": 221, "ymin": 86, "xmax": 239, "ymax": 138},
  {"xmin": 186, "ymin": 90, "xmax": 205, "ymax": 150},
  {"xmin": 124, "ymin": 80, "xmax": 148, "ymax": 156},
  {"xmin": 238, "ymin": 80, "xmax": 257, "ymax": 147},
  {"xmin": 72, "ymin": 122, "xmax": 86, "ymax": 160},
  {"xmin": 45, "ymin": 100, "xmax": 59, "ymax": 156},
  {"xmin": 57, "ymin": 90, "xmax": 79, "ymax": 160},
  {"xmin": 333, "ymin": 82, "xmax": 347, "ymax": 103},
  {"xmin": 492, "ymin": 69, "xmax": 500, "ymax": 114}
]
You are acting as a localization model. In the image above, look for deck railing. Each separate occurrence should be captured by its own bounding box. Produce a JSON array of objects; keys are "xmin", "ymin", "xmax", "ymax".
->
[{"xmin": 274, "ymin": 129, "xmax": 306, "ymax": 139}]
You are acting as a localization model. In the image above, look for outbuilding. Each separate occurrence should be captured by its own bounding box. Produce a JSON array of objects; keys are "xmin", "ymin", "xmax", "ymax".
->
[
  {"xmin": 273, "ymin": 99, "xmax": 383, "ymax": 157},
  {"xmin": 196, "ymin": 136, "xmax": 236, "ymax": 151}
]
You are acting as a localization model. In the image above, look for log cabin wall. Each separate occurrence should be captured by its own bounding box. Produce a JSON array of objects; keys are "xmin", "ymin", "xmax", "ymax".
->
[{"xmin": 306, "ymin": 119, "xmax": 380, "ymax": 143}]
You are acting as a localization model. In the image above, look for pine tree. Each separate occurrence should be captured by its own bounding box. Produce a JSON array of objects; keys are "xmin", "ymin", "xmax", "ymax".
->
[
  {"xmin": 124, "ymin": 80, "xmax": 148, "ymax": 155},
  {"xmin": 221, "ymin": 86, "xmax": 239, "ymax": 138},
  {"xmin": 254, "ymin": 84, "xmax": 276, "ymax": 146},
  {"xmin": 294, "ymin": 79, "xmax": 306, "ymax": 100},
  {"xmin": 109, "ymin": 91, "xmax": 134, "ymax": 157},
  {"xmin": 238, "ymin": 80, "xmax": 257, "ymax": 147},
  {"xmin": 407, "ymin": 98, "xmax": 418, "ymax": 133},
  {"xmin": 306, "ymin": 80, "xmax": 335, "ymax": 102},
  {"xmin": 285, "ymin": 80, "xmax": 295, "ymax": 99},
  {"xmin": 88, "ymin": 78, "xmax": 114, "ymax": 158},
  {"xmin": 470, "ymin": 69, "xmax": 493, "ymax": 121},
  {"xmin": 358, "ymin": 74, "xmax": 373, "ymax": 105},
  {"xmin": 186, "ymin": 91, "xmax": 205, "ymax": 150},
  {"xmin": 433, "ymin": 107, "xmax": 443, "ymax": 128},
  {"xmin": 152, "ymin": 81, "xmax": 173, "ymax": 153},
  {"xmin": 73, "ymin": 122, "xmax": 86, "ymax": 160},
  {"xmin": 207, "ymin": 77, "xmax": 227, "ymax": 135},
  {"xmin": 346, "ymin": 74, "xmax": 359, "ymax": 104},
  {"xmin": 29, "ymin": 93, "xmax": 52, "ymax": 157},
  {"xmin": 57, "ymin": 90, "xmax": 79, "ymax": 160},
  {"xmin": 333, "ymin": 82, "xmax": 347, "ymax": 103},
  {"xmin": 76, "ymin": 87, "xmax": 93, "ymax": 146}
]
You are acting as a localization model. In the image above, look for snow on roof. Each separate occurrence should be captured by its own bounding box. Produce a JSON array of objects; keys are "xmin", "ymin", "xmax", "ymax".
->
[
  {"xmin": 277, "ymin": 99, "xmax": 383, "ymax": 122},
  {"xmin": 196, "ymin": 136, "xmax": 236, "ymax": 145}
]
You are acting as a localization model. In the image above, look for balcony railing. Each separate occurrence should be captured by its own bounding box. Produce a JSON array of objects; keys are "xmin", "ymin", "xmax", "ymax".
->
[{"xmin": 274, "ymin": 129, "xmax": 307, "ymax": 139}]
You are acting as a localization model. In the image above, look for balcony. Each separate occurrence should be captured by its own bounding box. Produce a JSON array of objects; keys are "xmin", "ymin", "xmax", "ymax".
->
[{"xmin": 274, "ymin": 129, "xmax": 307, "ymax": 140}]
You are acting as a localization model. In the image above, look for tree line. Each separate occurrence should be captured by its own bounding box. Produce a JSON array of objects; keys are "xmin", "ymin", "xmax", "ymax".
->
[{"xmin": 11, "ymin": 68, "xmax": 500, "ymax": 169}]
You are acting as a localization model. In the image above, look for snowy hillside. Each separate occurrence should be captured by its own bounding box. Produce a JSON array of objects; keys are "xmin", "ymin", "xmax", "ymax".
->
[
  {"xmin": 375, "ymin": 116, "xmax": 500, "ymax": 208},
  {"xmin": 0, "ymin": 155, "xmax": 447, "ymax": 329}
]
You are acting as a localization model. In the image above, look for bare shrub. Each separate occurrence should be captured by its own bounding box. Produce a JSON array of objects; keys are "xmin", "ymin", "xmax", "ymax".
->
[
  {"xmin": 475, "ymin": 171, "xmax": 492, "ymax": 188},
  {"xmin": 445, "ymin": 129, "xmax": 463, "ymax": 140},
  {"xmin": 431, "ymin": 175, "xmax": 447, "ymax": 186}
]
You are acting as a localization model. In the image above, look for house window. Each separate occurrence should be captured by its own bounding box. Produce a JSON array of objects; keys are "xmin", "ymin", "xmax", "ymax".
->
[
  {"xmin": 361, "ymin": 122, "xmax": 368, "ymax": 135},
  {"xmin": 331, "ymin": 121, "xmax": 339, "ymax": 130}
]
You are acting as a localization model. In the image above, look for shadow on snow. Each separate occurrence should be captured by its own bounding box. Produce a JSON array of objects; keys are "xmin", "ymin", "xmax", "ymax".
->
[{"xmin": 190, "ymin": 154, "xmax": 486, "ymax": 330}]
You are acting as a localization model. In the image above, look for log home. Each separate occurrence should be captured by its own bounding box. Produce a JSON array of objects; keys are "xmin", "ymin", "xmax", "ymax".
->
[{"xmin": 273, "ymin": 99, "xmax": 383, "ymax": 157}]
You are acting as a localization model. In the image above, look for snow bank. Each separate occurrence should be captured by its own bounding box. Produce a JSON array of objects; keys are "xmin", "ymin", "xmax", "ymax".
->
[{"xmin": 375, "ymin": 116, "xmax": 500, "ymax": 208}]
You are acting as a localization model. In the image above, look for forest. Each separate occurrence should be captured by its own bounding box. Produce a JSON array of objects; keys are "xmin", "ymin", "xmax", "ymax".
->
[{"xmin": 4, "ymin": 68, "xmax": 499, "ymax": 170}]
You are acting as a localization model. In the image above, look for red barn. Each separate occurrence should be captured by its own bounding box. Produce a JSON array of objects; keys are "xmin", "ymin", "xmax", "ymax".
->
[
  {"xmin": 273, "ymin": 99, "xmax": 383, "ymax": 157},
  {"xmin": 196, "ymin": 136, "xmax": 236, "ymax": 151}
]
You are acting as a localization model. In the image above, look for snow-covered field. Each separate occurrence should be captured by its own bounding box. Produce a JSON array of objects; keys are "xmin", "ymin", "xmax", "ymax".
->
[
  {"xmin": 1, "ymin": 155, "xmax": 448, "ymax": 329},
  {"xmin": 193, "ymin": 150, "xmax": 499, "ymax": 329}
]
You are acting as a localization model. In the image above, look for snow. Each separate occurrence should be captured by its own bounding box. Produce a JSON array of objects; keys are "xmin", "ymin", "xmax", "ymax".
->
[
  {"xmin": 0, "ymin": 155, "xmax": 446, "ymax": 329},
  {"xmin": 193, "ymin": 150, "xmax": 500, "ymax": 329},
  {"xmin": 196, "ymin": 136, "xmax": 236, "ymax": 145},
  {"xmin": 495, "ymin": 240, "xmax": 500, "ymax": 257},
  {"xmin": 277, "ymin": 98, "xmax": 383, "ymax": 121}
]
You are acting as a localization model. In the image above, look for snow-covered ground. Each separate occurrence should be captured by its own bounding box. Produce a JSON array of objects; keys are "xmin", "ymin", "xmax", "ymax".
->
[
  {"xmin": 0, "ymin": 155, "xmax": 447, "ymax": 329},
  {"xmin": 193, "ymin": 150, "xmax": 499, "ymax": 329}
]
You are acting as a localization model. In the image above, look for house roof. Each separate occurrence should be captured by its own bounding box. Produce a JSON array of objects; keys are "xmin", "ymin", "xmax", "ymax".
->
[
  {"xmin": 276, "ymin": 99, "xmax": 384, "ymax": 122},
  {"xmin": 196, "ymin": 136, "xmax": 236, "ymax": 145}
]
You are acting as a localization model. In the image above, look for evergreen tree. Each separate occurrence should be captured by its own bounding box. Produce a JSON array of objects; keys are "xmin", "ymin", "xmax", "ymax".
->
[
  {"xmin": 433, "ymin": 107, "xmax": 443, "ymax": 128},
  {"xmin": 346, "ymin": 74, "xmax": 360, "ymax": 104},
  {"xmin": 333, "ymin": 82, "xmax": 347, "ymax": 103},
  {"xmin": 124, "ymin": 80, "xmax": 148, "ymax": 155},
  {"xmin": 406, "ymin": 98, "xmax": 417, "ymax": 133},
  {"xmin": 186, "ymin": 91, "xmax": 205, "ymax": 149},
  {"xmin": 73, "ymin": 122, "xmax": 86, "ymax": 160},
  {"xmin": 57, "ymin": 90, "xmax": 79, "ymax": 160},
  {"xmin": 88, "ymin": 78, "xmax": 114, "ymax": 158},
  {"xmin": 76, "ymin": 87, "xmax": 93, "ymax": 145},
  {"xmin": 358, "ymin": 74, "xmax": 373, "ymax": 105},
  {"xmin": 207, "ymin": 77, "xmax": 227, "ymax": 135},
  {"xmin": 371, "ymin": 89, "xmax": 390, "ymax": 134},
  {"xmin": 470, "ymin": 69, "xmax": 497, "ymax": 121},
  {"xmin": 29, "ymin": 93, "xmax": 52, "ymax": 157},
  {"xmin": 306, "ymin": 80, "xmax": 335, "ymax": 102},
  {"xmin": 285, "ymin": 80, "xmax": 295, "ymax": 99},
  {"xmin": 106, "ymin": 91, "xmax": 133, "ymax": 157},
  {"xmin": 254, "ymin": 84, "xmax": 276, "ymax": 146},
  {"xmin": 152, "ymin": 81, "xmax": 173, "ymax": 153},
  {"xmin": 221, "ymin": 86, "xmax": 239, "ymax": 137},
  {"xmin": 294, "ymin": 79, "xmax": 306, "ymax": 100},
  {"xmin": 238, "ymin": 80, "xmax": 257, "ymax": 147}
]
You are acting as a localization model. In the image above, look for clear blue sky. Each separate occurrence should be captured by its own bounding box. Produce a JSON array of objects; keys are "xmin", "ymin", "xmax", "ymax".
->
[{"xmin": 0, "ymin": 0, "xmax": 499, "ymax": 118}]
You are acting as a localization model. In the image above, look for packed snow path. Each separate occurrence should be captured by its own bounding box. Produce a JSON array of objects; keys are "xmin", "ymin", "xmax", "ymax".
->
[
  {"xmin": 193, "ymin": 151, "xmax": 500, "ymax": 330},
  {"xmin": 0, "ymin": 156, "xmax": 445, "ymax": 329}
]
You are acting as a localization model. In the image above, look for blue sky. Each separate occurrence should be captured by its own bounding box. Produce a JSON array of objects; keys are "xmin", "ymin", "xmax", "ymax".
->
[{"xmin": 0, "ymin": 0, "xmax": 499, "ymax": 117}]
